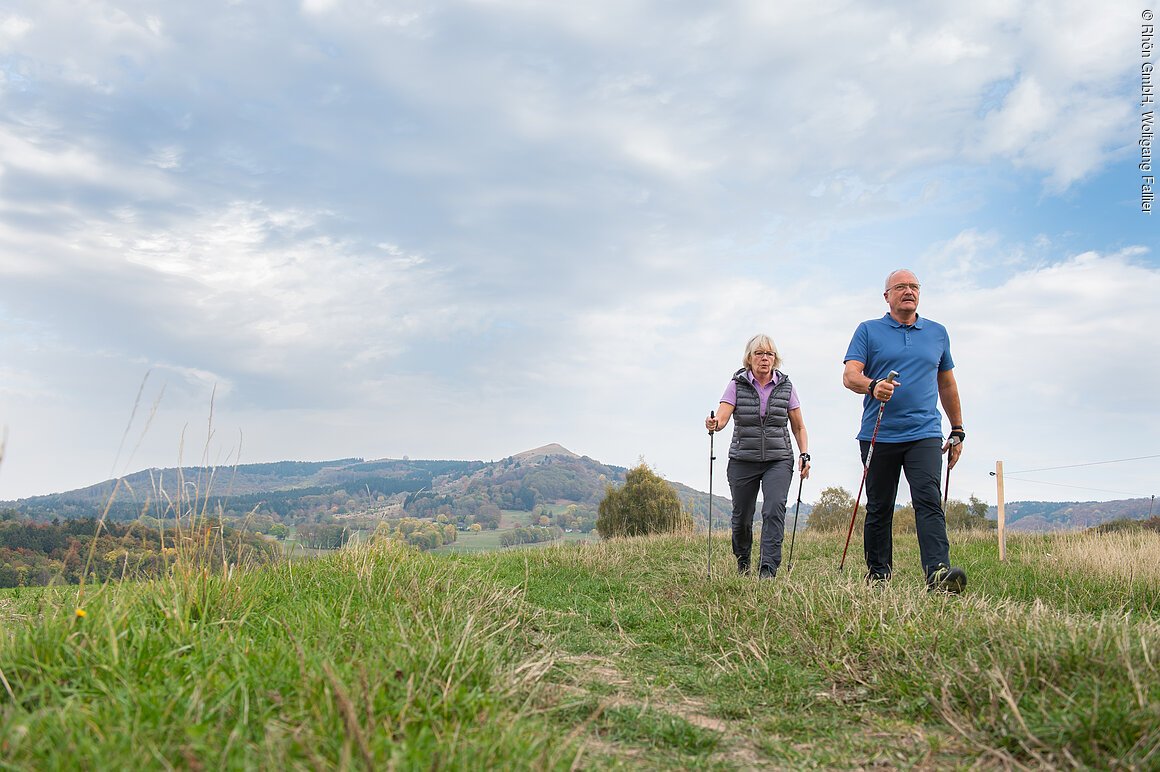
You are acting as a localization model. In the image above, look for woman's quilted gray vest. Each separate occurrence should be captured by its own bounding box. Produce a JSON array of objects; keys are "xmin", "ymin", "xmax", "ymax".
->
[{"xmin": 728, "ymin": 368, "xmax": 793, "ymax": 463}]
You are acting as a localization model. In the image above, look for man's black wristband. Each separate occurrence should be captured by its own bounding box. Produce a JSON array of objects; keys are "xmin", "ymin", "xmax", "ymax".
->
[
  {"xmin": 949, "ymin": 428, "xmax": 966, "ymax": 443},
  {"xmin": 867, "ymin": 378, "xmax": 880, "ymax": 398}
]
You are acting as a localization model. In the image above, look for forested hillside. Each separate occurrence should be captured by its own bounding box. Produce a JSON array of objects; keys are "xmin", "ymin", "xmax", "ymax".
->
[
  {"xmin": 5, "ymin": 458, "xmax": 479, "ymax": 522},
  {"xmin": 989, "ymin": 497, "xmax": 1158, "ymax": 532},
  {"xmin": 0, "ymin": 514, "xmax": 279, "ymax": 588},
  {"xmin": 1, "ymin": 445, "xmax": 740, "ymax": 534}
]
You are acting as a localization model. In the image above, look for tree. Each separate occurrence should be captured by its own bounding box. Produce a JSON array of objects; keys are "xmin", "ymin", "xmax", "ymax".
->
[
  {"xmin": 891, "ymin": 496, "xmax": 995, "ymax": 533},
  {"xmin": 516, "ymin": 485, "xmax": 537, "ymax": 511},
  {"xmin": 596, "ymin": 464, "xmax": 692, "ymax": 538},
  {"xmin": 893, "ymin": 502, "xmax": 916, "ymax": 534},
  {"xmin": 806, "ymin": 486, "xmax": 864, "ymax": 532},
  {"xmin": 947, "ymin": 495, "xmax": 995, "ymax": 530}
]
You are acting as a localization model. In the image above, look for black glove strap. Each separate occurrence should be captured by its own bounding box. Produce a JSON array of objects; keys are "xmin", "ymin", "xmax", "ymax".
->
[
  {"xmin": 867, "ymin": 378, "xmax": 880, "ymax": 399},
  {"xmin": 949, "ymin": 428, "xmax": 966, "ymax": 443}
]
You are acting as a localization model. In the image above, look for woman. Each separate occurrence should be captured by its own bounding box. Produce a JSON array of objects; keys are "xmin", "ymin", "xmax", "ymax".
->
[{"xmin": 705, "ymin": 333, "xmax": 810, "ymax": 578}]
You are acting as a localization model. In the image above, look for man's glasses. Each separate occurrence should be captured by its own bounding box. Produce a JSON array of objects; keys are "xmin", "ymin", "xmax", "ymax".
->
[{"xmin": 888, "ymin": 282, "xmax": 921, "ymax": 293}]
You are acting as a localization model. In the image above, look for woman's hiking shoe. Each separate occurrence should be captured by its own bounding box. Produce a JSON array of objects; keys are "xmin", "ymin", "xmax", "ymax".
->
[
  {"xmin": 737, "ymin": 559, "xmax": 751, "ymax": 576},
  {"xmin": 927, "ymin": 563, "xmax": 967, "ymax": 594}
]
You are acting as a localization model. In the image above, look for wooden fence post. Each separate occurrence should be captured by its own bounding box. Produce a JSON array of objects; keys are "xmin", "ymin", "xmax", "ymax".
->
[{"xmin": 995, "ymin": 460, "xmax": 1006, "ymax": 562}]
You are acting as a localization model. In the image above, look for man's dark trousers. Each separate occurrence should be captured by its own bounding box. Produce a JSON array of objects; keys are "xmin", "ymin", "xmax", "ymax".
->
[{"xmin": 860, "ymin": 437, "xmax": 949, "ymax": 578}]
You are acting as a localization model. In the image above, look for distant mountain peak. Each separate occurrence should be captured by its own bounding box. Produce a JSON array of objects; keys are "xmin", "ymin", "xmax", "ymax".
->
[{"xmin": 513, "ymin": 443, "xmax": 580, "ymax": 461}]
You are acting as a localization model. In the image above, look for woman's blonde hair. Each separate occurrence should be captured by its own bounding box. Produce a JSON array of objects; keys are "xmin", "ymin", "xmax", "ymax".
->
[{"xmin": 742, "ymin": 334, "xmax": 782, "ymax": 371}]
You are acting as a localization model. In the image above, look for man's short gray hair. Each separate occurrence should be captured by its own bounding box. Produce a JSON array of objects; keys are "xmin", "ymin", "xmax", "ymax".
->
[{"xmin": 884, "ymin": 268, "xmax": 918, "ymax": 290}]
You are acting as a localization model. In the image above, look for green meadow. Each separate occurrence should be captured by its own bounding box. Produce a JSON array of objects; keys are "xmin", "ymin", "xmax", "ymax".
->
[{"xmin": 2, "ymin": 528, "xmax": 1158, "ymax": 769}]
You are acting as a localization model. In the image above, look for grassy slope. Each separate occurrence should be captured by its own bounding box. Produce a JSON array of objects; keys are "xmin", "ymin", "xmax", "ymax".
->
[{"xmin": 1, "ymin": 530, "xmax": 1159, "ymax": 769}]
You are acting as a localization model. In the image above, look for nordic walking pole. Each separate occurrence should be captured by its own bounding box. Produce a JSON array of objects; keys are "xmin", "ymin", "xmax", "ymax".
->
[
  {"xmin": 787, "ymin": 473, "xmax": 804, "ymax": 573},
  {"xmin": 707, "ymin": 411, "xmax": 716, "ymax": 579},
  {"xmin": 942, "ymin": 436, "xmax": 961, "ymax": 508},
  {"xmin": 942, "ymin": 462, "xmax": 951, "ymax": 508},
  {"xmin": 839, "ymin": 370, "xmax": 898, "ymax": 571}
]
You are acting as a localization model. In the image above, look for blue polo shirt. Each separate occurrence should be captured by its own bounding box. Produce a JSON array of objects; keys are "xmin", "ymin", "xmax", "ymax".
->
[{"xmin": 844, "ymin": 313, "xmax": 954, "ymax": 442}]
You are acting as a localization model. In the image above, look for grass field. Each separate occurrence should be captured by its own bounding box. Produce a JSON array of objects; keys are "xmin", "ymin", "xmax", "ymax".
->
[
  {"xmin": 276, "ymin": 512, "xmax": 597, "ymax": 555},
  {"xmin": 280, "ymin": 526, "xmax": 374, "ymax": 558},
  {"xmin": 434, "ymin": 527, "xmax": 598, "ymax": 554},
  {"xmin": 2, "ymin": 528, "xmax": 1158, "ymax": 768},
  {"xmin": 435, "ymin": 526, "xmax": 508, "ymax": 552}
]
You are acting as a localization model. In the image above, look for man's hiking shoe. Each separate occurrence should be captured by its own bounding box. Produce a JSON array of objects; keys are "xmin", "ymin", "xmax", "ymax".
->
[
  {"xmin": 737, "ymin": 559, "xmax": 751, "ymax": 576},
  {"xmin": 865, "ymin": 570, "xmax": 890, "ymax": 587},
  {"xmin": 927, "ymin": 563, "xmax": 967, "ymax": 594},
  {"xmin": 758, "ymin": 566, "xmax": 776, "ymax": 580}
]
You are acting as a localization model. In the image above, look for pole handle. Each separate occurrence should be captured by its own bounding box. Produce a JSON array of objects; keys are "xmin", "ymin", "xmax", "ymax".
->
[{"xmin": 708, "ymin": 411, "xmax": 716, "ymax": 460}]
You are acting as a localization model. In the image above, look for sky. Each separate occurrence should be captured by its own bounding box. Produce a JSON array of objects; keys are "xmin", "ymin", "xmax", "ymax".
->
[{"xmin": 1, "ymin": 0, "xmax": 1157, "ymax": 510}]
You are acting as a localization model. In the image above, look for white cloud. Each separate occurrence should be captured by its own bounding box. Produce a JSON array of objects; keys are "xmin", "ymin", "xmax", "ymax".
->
[
  {"xmin": 34, "ymin": 200, "xmax": 478, "ymax": 380},
  {"xmin": 147, "ymin": 144, "xmax": 184, "ymax": 170},
  {"xmin": 979, "ymin": 77, "xmax": 1054, "ymax": 157},
  {"xmin": 0, "ymin": 14, "xmax": 32, "ymax": 44},
  {"xmin": 0, "ymin": 124, "xmax": 177, "ymax": 202},
  {"xmin": 978, "ymin": 80, "xmax": 1132, "ymax": 190},
  {"xmin": 301, "ymin": 0, "xmax": 340, "ymax": 15}
]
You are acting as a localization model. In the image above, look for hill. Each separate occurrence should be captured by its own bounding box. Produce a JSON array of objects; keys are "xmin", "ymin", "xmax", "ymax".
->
[
  {"xmin": 0, "ymin": 446, "xmax": 735, "ymax": 532},
  {"xmin": 988, "ymin": 497, "xmax": 1158, "ymax": 532},
  {"xmin": 5, "ymin": 457, "xmax": 467, "ymax": 506},
  {"xmin": 10, "ymin": 447, "xmax": 1156, "ymax": 534},
  {"xmin": 11, "ymin": 445, "xmax": 1160, "ymax": 535}
]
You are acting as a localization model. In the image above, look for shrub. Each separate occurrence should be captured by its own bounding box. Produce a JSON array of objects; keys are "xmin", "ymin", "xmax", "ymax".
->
[
  {"xmin": 595, "ymin": 464, "xmax": 692, "ymax": 538},
  {"xmin": 1092, "ymin": 516, "xmax": 1160, "ymax": 534},
  {"xmin": 947, "ymin": 495, "xmax": 995, "ymax": 530},
  {"xmin": 806, "ymin": 486, "xmax": 864, "ymax": 532}
]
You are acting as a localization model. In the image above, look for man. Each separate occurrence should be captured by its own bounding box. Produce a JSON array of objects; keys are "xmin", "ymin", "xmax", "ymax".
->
[{"xmin": 842, "ymin": 269, "xmax": 967, "ymax": 593}]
